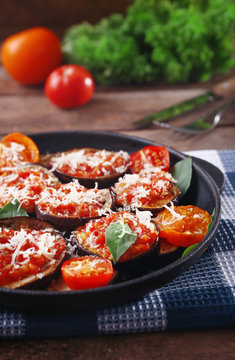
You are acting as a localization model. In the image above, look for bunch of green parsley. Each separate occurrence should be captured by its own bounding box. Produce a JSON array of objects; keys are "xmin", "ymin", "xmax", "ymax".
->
[{"xmin": 62, "ymin": 0, "xmax": 235, "ymax": 85}]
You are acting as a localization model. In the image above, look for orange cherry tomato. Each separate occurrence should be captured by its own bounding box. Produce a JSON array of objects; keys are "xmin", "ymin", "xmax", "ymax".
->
[
  {"xmin": 155, "ymin": 205, "xmax": 211, "ymax": 247},
  {"xmin": 0, "ymin": 132, "xmax": 40, "ymax": 165},
  {"xmin": 130, "ymin": 146, "xmax": 170, "ymax": 173},
  {"xmin": 61, "ymin": 256, "xmax": 114, "ymax": 290},
  {"xmin": 1, "ymin": 27, "xmax": 62, "ymax": 85}
]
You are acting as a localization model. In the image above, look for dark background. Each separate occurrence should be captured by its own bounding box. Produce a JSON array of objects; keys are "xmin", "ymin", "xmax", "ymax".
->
[{"xmin": 0, "ymin": 0, "xmax": 128, "ymax": 37}]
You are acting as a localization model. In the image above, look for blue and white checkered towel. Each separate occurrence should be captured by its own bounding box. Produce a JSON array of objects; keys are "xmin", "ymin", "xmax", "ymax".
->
[{"xmin": 1, "ymin": 150, "xmax": 234, "ymax": 338}]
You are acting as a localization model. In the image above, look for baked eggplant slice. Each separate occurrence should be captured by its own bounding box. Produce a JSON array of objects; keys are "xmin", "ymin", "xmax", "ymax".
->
[
  {"xmin": 49, "ymin": 148, "xmax": 130, "ymax": 188},
  {"xmin": 112, "ymin": 172, "xmax": 180, "ymax": 214},
  {"xmin": 158, "ymin": 237, "xmax": 180, "ymax": 255},
  {"xmin": 0, "ymin": 164, "xmax": 60, "ymax": 214},
  {"xmin": 35, "ymin": 181, "xmax": 115, "ymax": 230},
  {"xmin": 0, "ymin": 217, "xmax": 66, "ymax": 289},
  {"xmin": 70, "ymin": 210, "xmax": 159, "ymax": 271}
]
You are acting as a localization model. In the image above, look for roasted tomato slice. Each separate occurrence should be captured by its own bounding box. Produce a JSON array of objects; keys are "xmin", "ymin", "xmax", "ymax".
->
[
  {"xmin": 0, "ymin": 132, "xmax": 39, "ymax": 166},
  {"xmin": 61, "ymin": 256, "xmax": 114, "ymax": 290},
  {"xmin": 130, "ymin": 146, "xmax": 170, "ymax": 173},
  {"xmin": 155, "ymin": 205, "xmax": 211, "ymax": 247}
]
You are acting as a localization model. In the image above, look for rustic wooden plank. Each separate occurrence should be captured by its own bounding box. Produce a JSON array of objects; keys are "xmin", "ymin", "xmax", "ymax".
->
[
  {"xmin": 0, "ymin": 68, "xmax": 43, "ymax": 96},
  {"xmin": 1, "ymin": 85, "xmax": 234, "ymax": 151},
  {"xmin": 0, "ymin": 88, "xmax": 205, "ymax": 135},
  {"xmin": 121, "ymin": 126, "xmax": 235, "ymax": 151},
  {"xmin": 0, "ymin": 329, "xmax": 235, "ymax": 360}
]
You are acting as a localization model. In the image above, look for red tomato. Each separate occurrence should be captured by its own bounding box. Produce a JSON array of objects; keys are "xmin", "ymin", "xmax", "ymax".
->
[
  {"xmin": 155, "ymin": 205, "xmax": 211, "ymax": 247},
  {"xmin": 1, "ymin": 27, "xmax": 62, "ymax": 85},
  {"xmin": 61, "ymin": 256, "xmax": 114, "ymax": 290},
  {"xmin": 44, "ymin": 65, "xmax": 95, "ymax": 108},
  {"xmin": 0, "ymin": 132, "xmax": 40, "ymax": 166},
  {"xmin": 130, "ymin": 146, "xmax": 170, "ymax": 173}
]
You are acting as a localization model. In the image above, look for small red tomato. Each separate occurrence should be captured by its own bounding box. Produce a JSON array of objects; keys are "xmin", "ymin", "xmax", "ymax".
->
[
  {"xmin": 44, "ymin": 64, "xmax": 95, "ymax": 108},
  {"xmin": 130, "ymin": 146, "xmax": 170, "ymax": 173}
]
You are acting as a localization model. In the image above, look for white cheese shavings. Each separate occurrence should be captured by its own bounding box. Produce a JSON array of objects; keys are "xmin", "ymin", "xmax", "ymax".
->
[
  {"xmin": 135, "ymin": 209, "xmax": 154, "ymax": 231},
  {"xmin": 63, "ymin": 257, "xmax": 105, "ymax": 274},
  {"xmin": 50, "ymin": 149, "xmax": 130, "ymax": 176},
  {"xmin": 2, "ymin": 173, "xmax": 19, "ymax": 183},
  {"xmin": 113, "ymin": 173, "xmax": 171, "ymax": 210},
  {"xmin": 0, "ymin": 228, "xmax": 61, "ymax": 269},
  {"xmin": 161, "ymin": 202, "xmax": 185, "ymax": 226},
  {"xmin": 74, "ymin": 209, "xmax": 158, "ymax": 254},
  {"xmin": 139, "ymin": 163, "xmax": 163, "ymax": 174},
  {"xmin": 36, "ymin": 273, "xmax": 45, "ymax": 279},
  {"xmin": 36, "ymin": 180, "xmax": 113, "ymax": 217},
  {"xmin": 0, "ymin": 168, "xmax": 57, "ymax": 208},
  {"xmin": 139, "ymin": 165, "xmax": 177, "ymax": 183},
  {"xmin": 1, "ymin": 142, "xmax": 26, "ymax": 165}
]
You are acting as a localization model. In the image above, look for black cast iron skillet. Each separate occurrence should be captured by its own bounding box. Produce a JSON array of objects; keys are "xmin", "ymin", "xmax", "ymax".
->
[{"xmin": 0, "ymin": 131, "xmax": 223, "ymax": 313}]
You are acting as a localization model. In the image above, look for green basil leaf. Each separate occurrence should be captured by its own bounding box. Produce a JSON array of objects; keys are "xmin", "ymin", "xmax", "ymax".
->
[
  {"xmin": 0, "ymin": 198, "xmax": 29, "ymax": 218},
  {"xmin": 181, "ymin": 243, "xmax": 199, "ymax": 258},
  {"xmin": 171, "ymin": 157, "xmax": 192, "ymax": 197},
  {"xmin": 207, "ymin": 208, "xmax": 215, "ymax": 231},
  {"xmin": 105, "ymin": 221, "xmax": 137, "ymax": 264}
]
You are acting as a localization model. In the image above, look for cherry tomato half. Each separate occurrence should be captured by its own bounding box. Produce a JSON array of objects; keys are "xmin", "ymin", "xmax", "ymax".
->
[
  {"xmin": 130, "ymin": 146, "xmax": 170, "ymax": 173},
  {"xmin": 155, "ymin": 205, "xmax": 211, "ymax": 247},
  {"xmin": 61, "ymin": 256, "xmax": 114, "ymax": 290},
  {"xmin": 44, "ymin": 65, "xmax": 95, "ymax": 108},
  {"xmin": 0, "ymin": 132, "xmax": 40, "ymax": 166},
  {"xmin": 1, "ymin": 27, "xmax": 62, "ymax": 85}
]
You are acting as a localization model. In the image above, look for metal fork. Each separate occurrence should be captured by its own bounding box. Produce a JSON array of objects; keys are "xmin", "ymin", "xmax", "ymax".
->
[{"xmin": 153, "ymin": 100, "xmax": 235, "ymax": 134}]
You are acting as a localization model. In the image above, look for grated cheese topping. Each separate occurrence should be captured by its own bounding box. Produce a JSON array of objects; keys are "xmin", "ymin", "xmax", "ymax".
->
[
  {"xmin": 139, "ymin": 165, "xmax": 177, "ymax": 183},
  {"xmin": 73, "ymin": 211, "xmax": 157, "ymax": 262},
  {"xmin": 65, "ymin": 257, "xmax": 107, "ymax": 276},
  {"xmin": 0, "ymin": 167, "xmax": 58, "ymax": 210},
  {"xmin": 50, "ymin": 149, "xmax": 130, "ymax": 177},
  {"xmin": 161, "ymin": 202, "xmax": 185, "ymax": 226},
  {"xmin": 75, "ymin": 211, "xmax": 154, "ymax": 248},
  {"xmin": 0, "ymin": 227, "xmax": 63, "ymax": 270},
  {"xmin": 36, "ymin": 180, "xmax": 113, "ymax": 217},
  {"xmin": 113, "ymin": 172, "xmax": 173, "ymax": 210},
  {"xmin": 0, "ymin": 142, "xmax": 26, "ymax": 166},
  {"xmin": 135, "ymin": 209, "xmax": 154, "ymax": 230}
]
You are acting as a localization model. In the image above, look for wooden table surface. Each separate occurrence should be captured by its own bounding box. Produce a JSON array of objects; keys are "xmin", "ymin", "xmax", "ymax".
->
[{"xmin": 0, "ymin": 62, "xmax": 235, "ymax": 359}]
